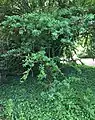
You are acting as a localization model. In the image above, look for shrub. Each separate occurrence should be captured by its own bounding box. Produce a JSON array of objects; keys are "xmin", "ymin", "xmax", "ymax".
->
[{"xmin": 0, "ymin": 7, "xmax": 95, "ymax": 82}]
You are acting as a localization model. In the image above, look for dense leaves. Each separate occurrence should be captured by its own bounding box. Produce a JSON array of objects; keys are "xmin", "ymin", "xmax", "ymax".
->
[
  {"xmin": 0, "ymin": 1, "xmax": 95, "ymax": 120},
  {"xmin": 0, "ymin": 6, "xmax": 95, "ymax": 81},
  {"xmin": 0, "ymin": 75, "xmax": 95, "ymax": 120}
]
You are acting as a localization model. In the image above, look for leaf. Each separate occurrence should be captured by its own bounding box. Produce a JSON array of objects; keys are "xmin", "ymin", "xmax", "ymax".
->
[{"xmin": 19, "ymin": 29, "xmax": 24, "ymax": 35}]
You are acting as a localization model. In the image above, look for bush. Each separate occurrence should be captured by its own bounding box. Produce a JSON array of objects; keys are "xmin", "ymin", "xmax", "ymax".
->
[{"xmin": 0, "ymin": 7, "xmax": 95, "ymax": 82}]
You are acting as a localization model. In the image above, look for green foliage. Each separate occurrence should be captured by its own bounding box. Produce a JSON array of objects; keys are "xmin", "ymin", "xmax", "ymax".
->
[
  {"xmin": 0, "ymin": 1, "xmax": 95, "ymax": 119},
  {"xmin": 0, "ymin": 0, "xmax": 95, "ymax": 18},
  {"xmin": 0, "ymin": 7, "xmax": 95, "ymax": 82},
  {"xmin": 61, "ymin": 64, "xmax": 95, "ymax": 93},
  {"xmin": 0, "ymin": 76, "xmax": 95, "ymax": 120},
  {"xmin": 21, "ymin": 50, "xmax": 62, "ymax": 81}
]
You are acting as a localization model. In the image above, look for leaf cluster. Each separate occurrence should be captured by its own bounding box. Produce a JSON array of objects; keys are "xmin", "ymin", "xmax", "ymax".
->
[{"xmin": 0, "ymin": 7, "xmax": 95, "ymax": 82}]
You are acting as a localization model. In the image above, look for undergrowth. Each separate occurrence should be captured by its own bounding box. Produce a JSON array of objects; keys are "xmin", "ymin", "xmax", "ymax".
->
[{"xmin": 0, "ymin": 66, "xmax": 95, "ymax": 120}]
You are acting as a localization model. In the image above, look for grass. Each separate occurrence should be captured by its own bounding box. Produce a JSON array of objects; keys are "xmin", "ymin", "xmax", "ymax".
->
[{"xmin": 0, "ymin": 64, "xmax": 95, "ymax": 120}]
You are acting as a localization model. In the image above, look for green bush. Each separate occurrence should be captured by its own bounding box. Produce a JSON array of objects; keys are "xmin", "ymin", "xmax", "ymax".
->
[{"xmin": 0, "ymin": 7, "xmax": 95, "ymax": 82}]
